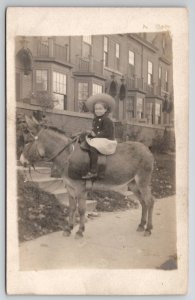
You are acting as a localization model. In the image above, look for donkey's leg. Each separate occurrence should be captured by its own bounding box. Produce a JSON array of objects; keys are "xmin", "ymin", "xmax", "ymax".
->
[
  {"xmin": 145, "ymin": 196, "xmax": 154, "ymax": 236},
  {"xmin": 128, "ymin": 180, "xmax": 147, "ymax": 231},
  {"xmin": 139, "ymin": 187, "xmax": 153, "ymax": 236},
  {"xmin": 75, "ymin": 197, "xmax": 86, "ymax": 239},
  {"xmin": 137, "ymin": 200, "xmax": 148, "ymax": 232},
  {"xmin": 135, "ymin": 173, "xmax": 154, "ymax": 236},
  {"xmin": 63, "ymin": 194, "xmax": 77, "ymax": 236}
]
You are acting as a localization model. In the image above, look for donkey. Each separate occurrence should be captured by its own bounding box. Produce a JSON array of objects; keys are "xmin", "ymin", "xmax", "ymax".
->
[{"xmin": 20, "ymin": 116, "xmax": 155, "ymax": 238}]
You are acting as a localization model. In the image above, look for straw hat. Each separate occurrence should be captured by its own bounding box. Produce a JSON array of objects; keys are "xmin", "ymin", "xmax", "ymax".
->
[{"xmin": 86, "ymin": 93, "xmax": 115, "ymax": 113}]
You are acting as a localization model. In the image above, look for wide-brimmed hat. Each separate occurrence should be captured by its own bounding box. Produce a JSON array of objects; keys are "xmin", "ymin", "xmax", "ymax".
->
[{"xmin": 86, "ymin": 93, "xmax": 115, "ymax": 113}]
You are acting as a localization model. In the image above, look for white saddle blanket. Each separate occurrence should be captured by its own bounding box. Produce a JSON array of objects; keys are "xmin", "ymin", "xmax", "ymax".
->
[{"xmin": 86, "ymin": 137, "xmax": 117, "ymax": 155}]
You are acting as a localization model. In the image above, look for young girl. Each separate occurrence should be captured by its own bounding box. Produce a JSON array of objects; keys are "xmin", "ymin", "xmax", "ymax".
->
[{"xmin": 82, "ymin": 93, "xmax": 117, "ymax": 179}]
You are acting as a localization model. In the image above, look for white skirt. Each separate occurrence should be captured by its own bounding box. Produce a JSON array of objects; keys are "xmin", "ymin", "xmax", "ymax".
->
[{"xmin": 86, "ymin": 137, "xmax": 117, "ymax": 155}]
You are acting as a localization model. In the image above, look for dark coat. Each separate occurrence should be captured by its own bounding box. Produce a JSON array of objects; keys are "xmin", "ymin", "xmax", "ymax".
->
[{"xmin": 91, "ymin": 114, "xmax": 115, "ymax": 140}]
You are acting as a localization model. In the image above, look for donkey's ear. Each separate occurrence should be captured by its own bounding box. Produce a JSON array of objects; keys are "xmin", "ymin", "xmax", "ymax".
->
[
  {"xmin": 32, "ymin": 115, "xmax": 40, "ymax": 125},
  {"xmin": 25, "ymin": 115, "xmax": 40, "ymax": 133}
]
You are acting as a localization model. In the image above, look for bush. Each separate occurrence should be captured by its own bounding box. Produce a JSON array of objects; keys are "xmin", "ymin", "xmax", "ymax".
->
[
  {"xmin": 17, "ymin": 171, "xmax": 69, "ymax": 242},
  {"xmin": 150, "ymin": 128, "xmax": 175, "ymax": 153},
  {"xmin": 16, "ymin": 113, "xmax": 33, "ymax": 159}
]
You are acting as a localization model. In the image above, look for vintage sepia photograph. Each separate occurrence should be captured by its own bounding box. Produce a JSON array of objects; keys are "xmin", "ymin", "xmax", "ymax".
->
[{"xmin": 6, "ymin": 7, "xmax": 188, "ymax": 295}]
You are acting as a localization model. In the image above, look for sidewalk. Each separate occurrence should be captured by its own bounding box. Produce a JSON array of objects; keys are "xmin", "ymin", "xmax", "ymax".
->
[{"xmin": 19, "ymin": 196, "xmax": 176, "ymax": 270}]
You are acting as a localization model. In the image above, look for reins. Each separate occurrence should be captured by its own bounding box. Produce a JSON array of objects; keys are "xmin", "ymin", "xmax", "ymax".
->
[
  {"xmin": 41, "ymin": 135, "xmax": 78, "ymax": 162},
  {"xmin": 24, "ymin": 131, "xmax": 79, "ymax": 186},
  {"xmin": 31, "ymin": 128, "xmax": 79, "ymax": 163}
]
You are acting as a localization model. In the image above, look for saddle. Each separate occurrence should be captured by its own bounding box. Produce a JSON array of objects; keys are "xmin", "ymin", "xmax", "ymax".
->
[{"xmin": 68, "ymin": 132, "xmax": 107, "ymax": 180}]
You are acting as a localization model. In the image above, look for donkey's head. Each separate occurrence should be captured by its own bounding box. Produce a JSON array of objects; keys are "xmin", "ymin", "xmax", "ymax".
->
[
  {"xmin": 20, "ymin": 115, "xmax": 48, "ymax": 166},
  {"xmin": 20, "ymin": 115, "xmax": 71, "ymax": 167}
]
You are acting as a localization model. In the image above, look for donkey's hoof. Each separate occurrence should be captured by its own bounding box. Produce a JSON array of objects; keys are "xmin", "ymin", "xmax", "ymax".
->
[
  {"xmin": 144, "ymin": 229, "xmax": 151, "ymax": 237},
  {"xmin": 63, "ymin": 230, "xmax": 71, "ymax": 237},
  {"xmin": 75, "ymin": 231, "xmax": 84, "ymax": 239},
  {"xmin": 137, "ymin": 225, "xmax": 145, "ymax": 232}
]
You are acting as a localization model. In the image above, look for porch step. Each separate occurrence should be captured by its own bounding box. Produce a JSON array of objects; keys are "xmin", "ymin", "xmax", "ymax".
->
[
  {"xmin": 17, "ymin": 166, "xmax": 52, "ymax": 181},
  {"xmin": 32, "ymin": 178, "xmax": 65, "ymax": 193},
  {"xmin": 53, "ymin": 188, "xmax": 69, "ymax": 205}
]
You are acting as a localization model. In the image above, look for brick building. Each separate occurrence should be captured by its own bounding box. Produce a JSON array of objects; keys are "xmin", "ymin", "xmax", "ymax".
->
[{"xmin": 15, "ymin": 33, "xmax": 174, "ymax": 128}]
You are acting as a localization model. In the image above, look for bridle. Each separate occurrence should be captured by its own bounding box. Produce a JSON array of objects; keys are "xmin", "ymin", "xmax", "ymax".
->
[{"xmin": 29, "ymin": 128, "xmax": 79, "ymax": 163}]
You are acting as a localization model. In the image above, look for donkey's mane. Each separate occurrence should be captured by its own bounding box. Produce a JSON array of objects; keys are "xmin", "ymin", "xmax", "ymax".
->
[{"xmin": 43, "ymin": 125, "xmax": 67, "ymax": 135}]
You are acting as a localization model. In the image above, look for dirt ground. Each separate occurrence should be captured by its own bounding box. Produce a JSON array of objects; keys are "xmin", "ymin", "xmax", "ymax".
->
[{"xmin": 19, "ymin": 195, "xmax": 177, "ymax": 270}]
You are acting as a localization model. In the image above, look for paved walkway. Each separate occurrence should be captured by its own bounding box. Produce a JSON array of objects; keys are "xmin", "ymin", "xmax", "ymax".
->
[{"xmin": 19, "ymin": 196, "xmax": 176, "ymax": 270}]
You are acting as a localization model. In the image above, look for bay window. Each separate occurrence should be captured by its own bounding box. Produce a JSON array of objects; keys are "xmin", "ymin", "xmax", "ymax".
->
[
  {"xmin": 126, "ymin": 96, "xmax": 135, "ymax": 119},
  {"xmin": 78, "ymin": 82, "xmax": 89, "ymax": 112},
  {"xmin": 146, "ymin": 102, "xmax": 153, "ymax": 124},
  {"xmin": 136, "ymin": 98, "xmax": 144, "ymax": 119},
  {"xmin": 53, "ymin": 71, "xmax": 67, "ymax": 110},
  {"xmin": 92, "ymin": 83, "xmax": 103, "ymax": 96},
  {"xmin": 155, "ymin": 103, "xmax": 161, "ymax": 124},
  {"xmin": 35, "ymin": 70, "xmax": 48, "ymax": 91}
]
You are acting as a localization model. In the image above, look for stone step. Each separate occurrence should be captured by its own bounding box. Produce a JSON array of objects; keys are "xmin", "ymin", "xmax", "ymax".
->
[
  {"xmin": 53, "ymin": 188, "xmax": 69, "ymax": 206},
  {"xmin": 17, "ymin": 166, "xmax": 52, "ymax": 181},
  {"xmin": 17, "ymin": 160, "xmax": 53, "ymax": 168},
  {"xmin": 35, "ymin": 178, "xmax": 65, "ymax": 193}
]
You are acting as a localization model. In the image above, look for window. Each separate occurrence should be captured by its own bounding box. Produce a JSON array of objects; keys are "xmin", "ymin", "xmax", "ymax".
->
[
  {"xmin": 136, "ymin": 98, "xmax": 144, "ymax": 119},
  {"xmin": 158, "ymin": 66, "xmax": 162, "ymax": 84},
  {"xmin": 115, "ymin": 43, "xmax": 120, "ymax": 70},
  {"xmin": 155, "ymin": 103, "xmax": 161, "ymax": 124},
  {"xmin": 92, "ymin": 83, "xmax": 103, "ymax": 96},
  {"xmin": 159, "ymin": 66, "xmax": 162, "ymax": 80},
  {"xmin": 53, "ymin": 71, "xmax": 67, "ymax": 110},
  {"xmin": 146, "ymin": 102, "xmax": 153, "ymax": 124},
  {"xmin": 104, "ymin": 36, "xmax": 108, "ymax": 67},
  {"xmin": 126, "ymin": 96, "xmax": 134, "ymax": 119},
  {"xmin": 83, "ymin": 36, "xmax": 92, "ymax": 44},
  {"xmin": 162, "ymin": 36, "xmax": 166, "ymax": 53},
  {"xmin": 158, "ymin": 66, "xmax": 162, "ymax": 90},
  {"xmin": 53, "ymin": 94, "xmax": 67, "ymax": 110},
  {"xmin": 129, "ymin": 50, "xmax": 135, "ymax": 66},
  {"xmin": 35, "ymin": 70, "xmax": 48, "ymax": 91},
  {"xmin": 116, "ymin": 43, "xmax": 120, "ymax": 58},
  {"xmin": 82, "ymin": 36, "xmax": 92, "ymax": 58},
  {"xmin": 128, "ymin": 50, "xmax": 135, "ymax": 76},
  {"xmin": 53, "ymin": 72, "xmax": 66, "ymax": 94},
  {"xmin": 165, "ymin": 70, "xmax": 168, "ymax": 91},
  {"xmin": 78, "ymin": 82, "xmax": 89, "ymax": 112},
  {"xmin": 78, "ymin": 82, "xmax": 88, "ymax": 100},
  {"xmin": 147, "ymin": 61, "xmax": 153, "ymax": 85}
]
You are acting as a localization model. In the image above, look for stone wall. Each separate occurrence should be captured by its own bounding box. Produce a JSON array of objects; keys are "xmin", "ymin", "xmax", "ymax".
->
[{"xmin": 17, "ymin": 102, "xmax": 166, "ymax": 147}]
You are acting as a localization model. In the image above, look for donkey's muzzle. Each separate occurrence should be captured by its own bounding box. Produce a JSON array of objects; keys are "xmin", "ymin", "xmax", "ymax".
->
[{"xmin": 20, "ymin": 153, "xmax": 30, "ymax": 167}]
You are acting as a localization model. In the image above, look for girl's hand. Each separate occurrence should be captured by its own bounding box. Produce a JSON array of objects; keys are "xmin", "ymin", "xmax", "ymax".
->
[{"xmin": 90, "ymin": 131, "xmax": 96, "ymax": 137}]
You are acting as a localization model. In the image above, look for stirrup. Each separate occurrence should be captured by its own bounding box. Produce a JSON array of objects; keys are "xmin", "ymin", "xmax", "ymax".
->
[{"xmin": 82, "ymin": 172, "xmax": 97, "ymax": 179}]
